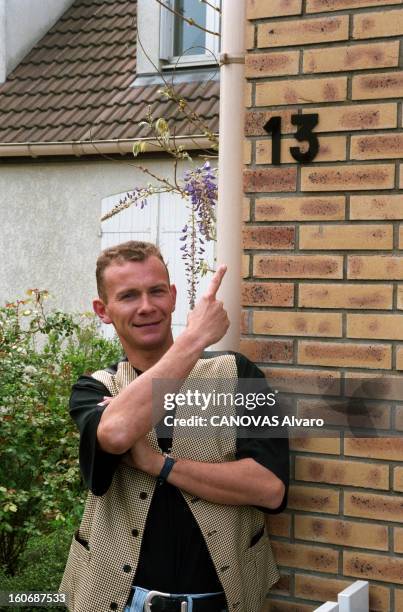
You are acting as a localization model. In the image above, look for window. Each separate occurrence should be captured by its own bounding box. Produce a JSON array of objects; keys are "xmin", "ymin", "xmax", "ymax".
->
[
  {"xmin": 101, "ymin": 191, "xmax": 215, "ymax": 340},
  {"xmin": 160, "ymin": 0, "xmax": 220, "ymax": 67}
]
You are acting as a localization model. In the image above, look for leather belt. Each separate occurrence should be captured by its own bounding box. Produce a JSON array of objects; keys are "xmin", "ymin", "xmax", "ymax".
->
[{"xmin": 143, "ymin": 590, "xmax": 227, "ymax": 612}]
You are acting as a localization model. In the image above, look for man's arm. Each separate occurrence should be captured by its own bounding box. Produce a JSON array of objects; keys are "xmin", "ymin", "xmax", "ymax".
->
[
  {"xmin": 97, "ymin": 266, "xmax": 229, "ymax": 455},
  {"xmin": 126, "ymin": 437, "xmax": 286, "ymax": 511}
]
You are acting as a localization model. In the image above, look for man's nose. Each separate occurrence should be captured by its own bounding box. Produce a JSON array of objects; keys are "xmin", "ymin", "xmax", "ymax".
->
[{"xmin": 137, "ymin": 293, "xmax": 156, "ymax": 313}]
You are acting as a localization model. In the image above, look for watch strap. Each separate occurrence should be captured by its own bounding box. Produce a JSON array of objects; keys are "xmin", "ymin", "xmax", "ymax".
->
[{"xmin": 157, "ymin": 455, "xmax": 175, "ymax": 486}]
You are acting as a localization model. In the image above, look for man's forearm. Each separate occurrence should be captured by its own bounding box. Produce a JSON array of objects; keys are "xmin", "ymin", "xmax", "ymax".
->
[
  {"xmin": 141, "ymin": 454, "xmax": 285, "ymax": 510},
  {"xmin": 97, "ymin": 331, "xmax": 204, "ymax": 454}
]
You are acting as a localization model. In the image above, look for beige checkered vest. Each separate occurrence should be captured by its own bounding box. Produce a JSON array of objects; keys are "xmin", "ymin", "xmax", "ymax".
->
[{"xmin": 60, "ymin": 354, "xmax": 280, "ymax": 612}]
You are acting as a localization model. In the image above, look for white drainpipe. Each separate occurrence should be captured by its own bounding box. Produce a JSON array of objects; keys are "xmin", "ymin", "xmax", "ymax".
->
[
  {"xmin": 0, "ymin": 0, "xmax": 6, "ymax": 84},
  {"xmin": 215, "ymin": 0, "xmax": 246, "ymax": 351}
]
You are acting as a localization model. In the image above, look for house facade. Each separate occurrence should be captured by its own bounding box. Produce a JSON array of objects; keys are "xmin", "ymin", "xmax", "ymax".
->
[
  {"xmin": 1, "ymin": 0, "xmax": 403, "ymax": 610},
  {"xmin": 243, "ymin": 1, "xmax": 403, "ymax": 610},
  {"xmin": 0, "ymin": 0, "xmax": 219, "ymax": 335}
]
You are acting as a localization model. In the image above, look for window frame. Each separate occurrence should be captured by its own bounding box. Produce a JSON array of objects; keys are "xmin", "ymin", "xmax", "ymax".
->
[{"xmin": 160, "ymin": 0, "xmax": 221, "ymax": 69}]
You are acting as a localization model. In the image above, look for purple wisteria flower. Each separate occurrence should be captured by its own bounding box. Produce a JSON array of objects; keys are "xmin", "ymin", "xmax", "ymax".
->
[{"xmin": 180, "ymin": 162, "xmax": 218, "ymax": 307}]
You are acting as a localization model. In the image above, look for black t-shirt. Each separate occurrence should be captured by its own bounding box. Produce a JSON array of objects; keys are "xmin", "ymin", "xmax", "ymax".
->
[{"xmin": 69, "ymin": 352, "xmax": 289, "ymax": 594}]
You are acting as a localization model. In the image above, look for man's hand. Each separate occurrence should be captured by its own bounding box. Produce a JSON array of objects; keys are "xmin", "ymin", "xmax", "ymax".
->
[
  {"xmin": 123, "ymin": 436, "xmax": 164, "ymax": 476},
  {"xmin": 185, "ymin": 265, "xmax": 229, "ymax": 348}
]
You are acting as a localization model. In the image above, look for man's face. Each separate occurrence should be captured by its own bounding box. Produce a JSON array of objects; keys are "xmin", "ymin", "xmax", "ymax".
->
[{"xmin": 94, "ymin": 256, "xmax": 177, "ymax": 354}]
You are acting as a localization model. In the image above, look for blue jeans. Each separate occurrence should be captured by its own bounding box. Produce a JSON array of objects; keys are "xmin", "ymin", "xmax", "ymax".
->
[{"xmin": 124, "ymin": 586, "xmax": 227, "ymax": 612}]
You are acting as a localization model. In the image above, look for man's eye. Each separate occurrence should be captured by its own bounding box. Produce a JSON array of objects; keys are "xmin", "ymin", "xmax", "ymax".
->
[{"xmin": 151, "ymin": 288, "xmax": 165, "ymax": 294}]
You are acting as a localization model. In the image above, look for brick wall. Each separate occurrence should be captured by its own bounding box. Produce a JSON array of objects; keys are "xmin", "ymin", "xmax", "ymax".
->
[{"xmin": 243, "ymin": 1, "xmax": 403, "ymax": 610}]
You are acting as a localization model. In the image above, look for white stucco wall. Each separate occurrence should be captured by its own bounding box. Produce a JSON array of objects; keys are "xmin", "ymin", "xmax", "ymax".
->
[
  {"xmin": 0, "ymin": 0, "xmax": 74, "ymax": 83},
  {"xmin": 0, "ymin": 158, "xmax": 192, "ymax": 314}
]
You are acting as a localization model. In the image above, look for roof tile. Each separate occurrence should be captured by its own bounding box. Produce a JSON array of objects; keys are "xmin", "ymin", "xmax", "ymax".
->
[{"xmin": 0, "ymin": 0, "xmax": 218, "ymax": 147}]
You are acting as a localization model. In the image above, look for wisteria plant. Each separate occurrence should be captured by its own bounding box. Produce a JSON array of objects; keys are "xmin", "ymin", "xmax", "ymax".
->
[{"xmin": 101, "ymin": 96, "xmax": 218, "ymax": 308}]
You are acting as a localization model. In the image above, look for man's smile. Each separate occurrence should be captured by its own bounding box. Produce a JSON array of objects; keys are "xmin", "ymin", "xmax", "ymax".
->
[{"xmin": 132, "ymin": 321, "xmax": 162, "ymax": 328}]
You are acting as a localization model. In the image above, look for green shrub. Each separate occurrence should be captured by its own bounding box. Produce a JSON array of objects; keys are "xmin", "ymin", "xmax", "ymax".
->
[
  {"xmin": 0, "ymin": 524, "xmax": 74, "ymax": 611},
  {"xmin": 0, "ymin": 290, "xmax": 122, "ymax": 576}
]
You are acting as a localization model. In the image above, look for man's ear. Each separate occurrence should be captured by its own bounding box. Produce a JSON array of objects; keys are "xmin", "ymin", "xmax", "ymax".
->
[
  {"xmin": 170, "ymin": 284, "xmax": 177, "ymax": 313},
  {"xmin": 93, "ymin": 298, "xmax": 113, "ymax": 324}
]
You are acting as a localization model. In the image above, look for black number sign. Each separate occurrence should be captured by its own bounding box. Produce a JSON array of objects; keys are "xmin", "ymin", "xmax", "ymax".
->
[
  {"xmin": 262, "ymin": 116, "xmax": 281, "ymax": 165},
  {"xmin": 263, "ymin": 113, "xmax": 320, "ymax": 165}
]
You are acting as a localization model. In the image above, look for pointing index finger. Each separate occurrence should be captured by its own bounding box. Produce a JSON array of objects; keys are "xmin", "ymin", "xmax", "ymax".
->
[{"xmin": 205, "ymin": 265, "xmax": 227, "ymax": 299}]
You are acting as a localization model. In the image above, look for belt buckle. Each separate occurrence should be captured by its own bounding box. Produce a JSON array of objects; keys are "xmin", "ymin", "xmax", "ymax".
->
[{"xmin": 144, "ymin": 590, "xmax": 188, "ymax": 612}]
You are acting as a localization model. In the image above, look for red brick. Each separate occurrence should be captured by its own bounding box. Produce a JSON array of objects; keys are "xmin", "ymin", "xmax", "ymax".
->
[
  {"xmin": 344, "ymin": 551, "xmax": 403, "ymax": 585},
  {"xmin": 295, "ymin": 515, "xmax": 388, "ymax": 550},
  {"xmin": 254, "ymin": 311, "xmax": 342, "ymax": 337},
  {"xmin": 394, "ymin": 466, "xmax": 403, "ymax": 492},
  {"xmin": 272, "ymin": 540, "xmax": 339, "ymax": 573},
  {"xmin": 254, "ymin": 255, "xmax": 343, "ymax": 279},
  {"xmin": 394, "ymin": 527, "xmax": 403, "ymax": 553},
  {"xmin": 239, "ymin": 338, "xmax": 293, "ymax": 363},
  {"xmin": 304, "ymin": 41, "xmax": 399, "ymax": 74},
  {"xmin": 350, "ymin": 194, "xmax": 403, "ymax": 220},
  {"xmin": 307, "ymin": 0, "xmax": 401, "ymax": 11},
  {"xmin": 288, "ymin": 485, "xmax": 339, "ymax": 514},
  {"xmin": 351, "ymin": 133, "xmax": 403, "ymax": 160},
  {"xmin": 255, "ymin": 196, "xmax": 345, "ymax": 222},
  {"xmin": 396, "ymin": 407, "xmax": 403, "ymax": 432},
  {"xmin": 299, "ymin": 283, "xmax": 393, "ymax": 310},
  {"xmin": 348, "ymin": 256, "xmax": 403, "ymax": 280},
  {"xmin": 265, "ymin": 514, "xmax": 291, "ymax": 538},
  {"xmin": 353, "ymin": 9, "xmax": 403, "ymax": 40},
  {"xmin": 300, "ymin": 224, "xmax": 392, "ymax": 250},
  {"xmin": 242, "ymin": 226, "xmax": 295, "ymax": 250},
  {"xmin": 241, "ymin": 282, "xmax": 294, "ymax": 307},
  {"xmin": 345, "ymin": 491, "xmax": 403, "ymax": 523},
  {"xmin": 303, "ymin": 103, "xmax": 397, "ymax": 132},
  {"xmin": 298, "ymin": 341, "xmax": 392, "ymax": 369},
  {"xmin": 269, "ymin": 573, "xmax": 291, "ymax": 597},
  {"xmin": 240, "ymin": 310, "xmax": 249, "ymax": 334},
  {"xmin": 256, "ymin": 76, "xmax": 347, "ymax": 106},
  {"xmin": 262, "ymin": 367, "xmax": 341, "ymax": 396},
  {"xmin": 353, "ymin": 71, "xmax": 403, "ymax": 100},
  {"xmin": 344, "ymin": 437, "xmax": 403, "ymax": 461},
  {"xmin": 244, "ymin": 168, "xmax": 297, "ymax": 193},
  {"xmin": 347, "ymin": 314, "xmax": 403, "ymax": 340},
  {"xmin": 264, "ymin": 600, "xmax": 313, "ymax": 612},
  {"xmin": 295, "ymin": 455, "xmax": 389, "ymax": 489},
  {"xmin": 245, "ymin": 51, "xmax": 299, "ymax": 78},
  {"xmin": 247, "ymin": 0, "xmax": 302, "ymax": 19},
  {"xmin": 301, "ymin": 164, "xmax": 395, "ymax": 191},
  {"xmin": 290, "ymin": 436, "xmax": 340, "ymax": 455},
  {"xmin": 345, "ymin": 372, "xmax": 403, "ymax": 402},
  {"xmin": 257, "ymin": 16, "xmax": 348, "ymax": 48}
]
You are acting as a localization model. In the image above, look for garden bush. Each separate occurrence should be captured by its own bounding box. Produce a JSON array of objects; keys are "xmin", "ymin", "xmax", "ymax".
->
[{"xmin": 0, "ymin": 289, "xmax": 122, "ymax": 584}]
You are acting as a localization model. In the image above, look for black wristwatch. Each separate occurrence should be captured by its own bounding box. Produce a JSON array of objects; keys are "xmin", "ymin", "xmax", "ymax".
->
[{"xmin": 156, "ymin": 453, "xmax": 176, "ymax": 486}]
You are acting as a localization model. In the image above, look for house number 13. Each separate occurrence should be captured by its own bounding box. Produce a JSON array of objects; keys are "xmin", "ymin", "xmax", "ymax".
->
[{"xmin": 263, "ymin": 113, "xmax": 319, "ymax": 165}]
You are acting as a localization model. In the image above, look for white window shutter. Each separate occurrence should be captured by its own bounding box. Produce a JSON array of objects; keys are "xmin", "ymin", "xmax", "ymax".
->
[
  {"xmin": 205, "ymin": 0, "xmax": 221, "ymax": 57},
  {"xmin": 159, "ymin": 0, "xmax": 174, "ymax": 61},
  {"xmin": 99, "ymin": 192, "xmax": 158, "ymax": 339}
]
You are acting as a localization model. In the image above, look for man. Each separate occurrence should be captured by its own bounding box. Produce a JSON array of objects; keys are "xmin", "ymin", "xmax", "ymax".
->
[{"xmin": 61, "ymin": 240, "xmax": 289, "ymax": 612}]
